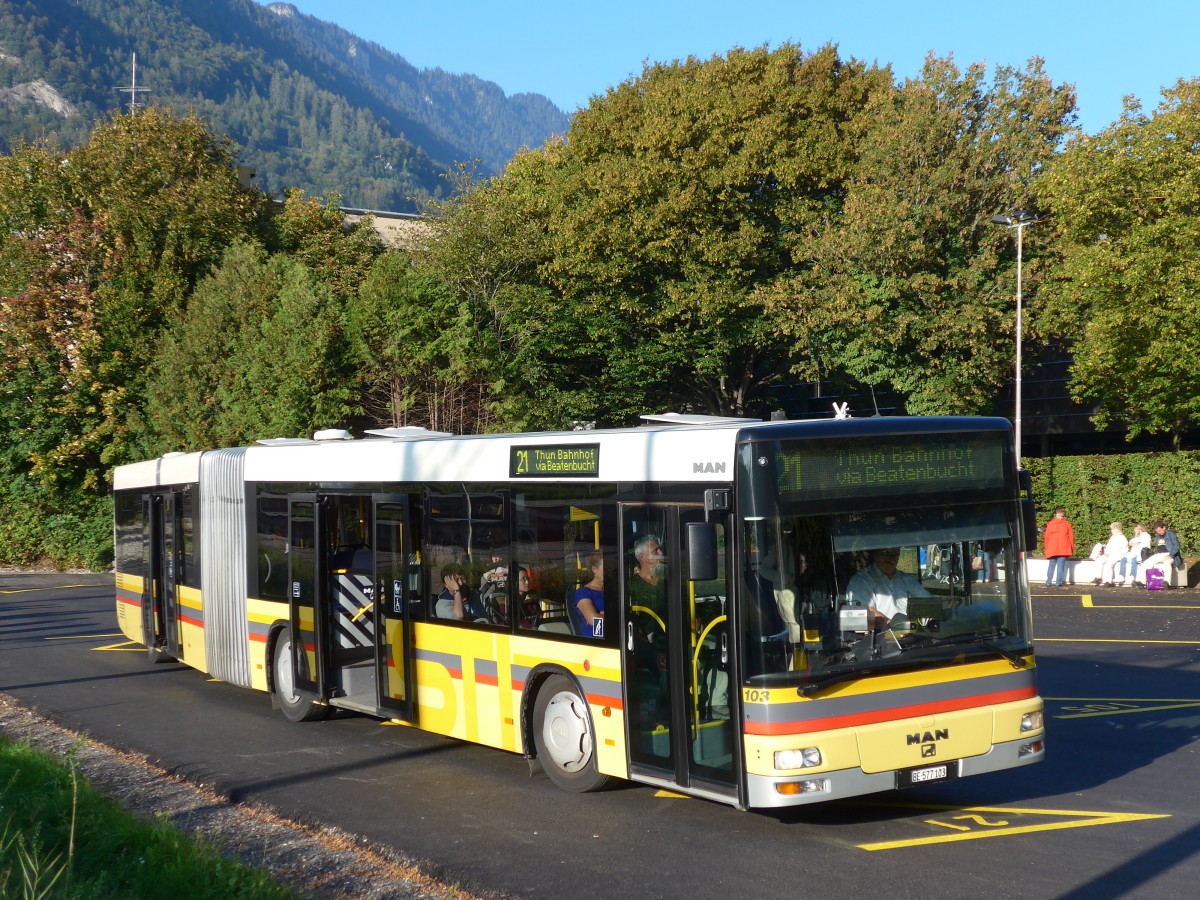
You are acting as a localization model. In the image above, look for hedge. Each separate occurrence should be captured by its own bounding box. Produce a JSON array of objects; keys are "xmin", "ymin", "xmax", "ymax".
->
[{"xmin": 1023, "ymin": 451, "xmax": 1200, "ymax": 556}]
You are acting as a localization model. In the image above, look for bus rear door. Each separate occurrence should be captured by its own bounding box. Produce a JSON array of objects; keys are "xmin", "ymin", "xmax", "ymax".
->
[{"xmin": 141, "ymin": 491, "xmax": 182, "ymax": 662}]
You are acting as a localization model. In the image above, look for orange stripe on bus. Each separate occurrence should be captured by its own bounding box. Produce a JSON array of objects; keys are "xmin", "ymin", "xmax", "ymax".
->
[
  {"xmin": 585, "ymin": 693, "xmax": 624, "ymax": 710},
  {"xmin": 743, "ymin": 687, "xmax": 1037, "ymax": 736}
]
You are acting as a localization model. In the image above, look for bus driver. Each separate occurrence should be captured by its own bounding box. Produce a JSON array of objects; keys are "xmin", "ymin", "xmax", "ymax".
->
[{"xmin": 845, "ymin": 548, "xmax": 931, "ymax": 630}]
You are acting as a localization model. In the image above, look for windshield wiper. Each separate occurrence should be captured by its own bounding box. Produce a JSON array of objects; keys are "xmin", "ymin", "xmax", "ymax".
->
[
  {"xmin": 925, "ymin": 630, "xmax": 1028, "ymax": 669},
  {"xmin": 797, "ymin": 665, "xmax": 870, "ymax": 696}
]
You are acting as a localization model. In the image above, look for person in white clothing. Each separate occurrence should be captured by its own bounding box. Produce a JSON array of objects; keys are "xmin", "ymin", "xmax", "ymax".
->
[
  {"xmin": 845, "ymin": 548, "xmax": 932, "ymax": 629},
  {"xmin": 1096, "ymin": 522, "xmax": 1128, "ymax": 586},
  {"xmin": 1118, "ymin": 524, "xmax": 1151, "ymax": 586}
]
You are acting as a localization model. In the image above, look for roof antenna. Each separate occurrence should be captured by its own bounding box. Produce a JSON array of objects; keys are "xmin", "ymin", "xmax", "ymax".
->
[
  {"xmin": 868, "ymin": 384, "xmax": 882, "ymax": 417},
  {"xmin": 118, "ymin": 53, "xmax": 152, "ymax": 113}
]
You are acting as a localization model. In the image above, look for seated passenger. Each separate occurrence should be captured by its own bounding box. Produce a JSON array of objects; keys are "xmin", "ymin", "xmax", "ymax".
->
[
  {"xmin": 573, "ymin": 552, "xmax": 605, "ymax": 638},
  {"xmin": 436, "ymin": 564, "xmax": 468, "ymax": 619},
  {"xmin": 844, "ymin": 548, "xmax": 931, "ymax": 629},
  {"xmin": 516, "ymin": 566, "xmax": 543, "ymax": 629},
  {"xmin": 436, "ymin": 564, "xmax": 488, "ymax": 621},
  {"xmin": 480, "ymin": 553, "xmax": 508, "ymax": 590}
]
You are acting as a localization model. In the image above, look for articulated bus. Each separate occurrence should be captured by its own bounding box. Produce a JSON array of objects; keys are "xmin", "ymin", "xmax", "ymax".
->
[{"xmin": 112, "ymin": 413, "xmax": 1044, "ymax": 809}]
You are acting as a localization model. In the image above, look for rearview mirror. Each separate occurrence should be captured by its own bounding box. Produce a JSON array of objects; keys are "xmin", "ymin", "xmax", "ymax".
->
[{"xmin": 687, "ymin": 523, "xmax": 718, "ymax": 582}]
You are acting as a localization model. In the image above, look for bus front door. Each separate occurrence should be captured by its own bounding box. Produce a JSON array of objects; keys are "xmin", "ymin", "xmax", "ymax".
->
[
  {"xmin": 373, "ymin": 495, "xmax": 415, "ymax": 722},
  {"xmin": 141, "ymin": 492, "xmax": 181, "ymax": 662},
  {"xmin": 622, "ymin": 504, "xmax": 738, "ymax": 802}
]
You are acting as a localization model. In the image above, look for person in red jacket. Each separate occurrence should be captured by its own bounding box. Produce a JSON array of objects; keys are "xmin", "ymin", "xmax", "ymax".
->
[{"xmin": 1042, "ymin": 507, "xmax": 1075, "ymax": 587}]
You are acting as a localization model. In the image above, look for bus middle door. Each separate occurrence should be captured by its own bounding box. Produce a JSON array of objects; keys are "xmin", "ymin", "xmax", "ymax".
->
[
  {"xmin": 373, "ymin": 494, "xmax": 415, "ymax": 723},
  {"xmin": 287, "ymin": 495, "xmax": 329, "ymax": 703}
]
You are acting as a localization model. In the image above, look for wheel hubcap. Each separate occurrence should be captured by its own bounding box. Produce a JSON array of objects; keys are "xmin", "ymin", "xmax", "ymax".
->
[
  {"xmin": 277, "ymin": 639, "xmax": 297, "ymax": 700},
  {"xmin": 542, "ymin": 690, "xmax": 592, "ymax": 772}
]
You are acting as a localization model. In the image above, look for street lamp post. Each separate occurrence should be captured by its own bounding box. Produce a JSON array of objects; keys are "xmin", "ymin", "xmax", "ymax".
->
[{"xmin": 991, "ymin": 210, "xmax": 1038, "ymax": 468}]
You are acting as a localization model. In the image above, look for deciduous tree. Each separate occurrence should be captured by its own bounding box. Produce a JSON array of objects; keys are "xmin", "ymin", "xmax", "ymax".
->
[
  {"xmin": 767, "ymin": 55, "xmax": 1075, "ymax": 415},
  {"xmin": 1035, "ymin": 80, "xmax": 1200, "ymax": 444}
]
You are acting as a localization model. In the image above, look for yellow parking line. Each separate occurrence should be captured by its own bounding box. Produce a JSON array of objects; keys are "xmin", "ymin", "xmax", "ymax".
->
[
  {"xmin": 92, "ymin": 641, "xmax": 143, "ymax": 652},
  {"xmin": 1039, "ymin": 638, "xmax": 1200, "ymax": 645},
  {"xmin": 0, "ymin": 584, "xmax": 103, "ymax": 595},
  {"xmin": 1082, "ymin": 596, "xmax": 1199, "ymax": 610},
  {"xmin": 857, "ymin": 804, "xmax": 1168, "ymax": 851},
  {"xmin": 45, "ymin": 633, "xmax": 123, "ymax": 640}
]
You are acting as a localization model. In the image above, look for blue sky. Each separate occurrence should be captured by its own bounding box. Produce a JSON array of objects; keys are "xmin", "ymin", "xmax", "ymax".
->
[{"xmin": 261, "ymin": 0, "xmax": 1198, "ymax": 135}]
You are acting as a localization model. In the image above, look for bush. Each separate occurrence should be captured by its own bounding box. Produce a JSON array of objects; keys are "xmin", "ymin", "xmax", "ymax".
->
[{"xmin": 0, "ymin": 486, "xmax": 112, "ymax": 570}]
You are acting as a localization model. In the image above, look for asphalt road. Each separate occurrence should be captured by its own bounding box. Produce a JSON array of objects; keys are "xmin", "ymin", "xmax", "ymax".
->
[{"xmin": 2, "ymin": 572, "xmax": 1199, "ymax": 899}]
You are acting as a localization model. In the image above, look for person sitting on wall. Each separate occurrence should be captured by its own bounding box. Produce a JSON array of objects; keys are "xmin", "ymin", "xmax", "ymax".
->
[{"xmin": 1139, "ymin": 522, "xmax": 1184, "ymax": 587}]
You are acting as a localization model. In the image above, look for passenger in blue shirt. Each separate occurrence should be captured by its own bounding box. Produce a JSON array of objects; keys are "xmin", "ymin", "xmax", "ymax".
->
[{"xmin": 574, "ymin": 551, "xmax": 605, "ymax": 638}]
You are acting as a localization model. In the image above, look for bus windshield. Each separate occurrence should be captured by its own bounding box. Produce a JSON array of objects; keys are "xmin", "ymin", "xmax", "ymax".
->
[{"xmin": 738, "ymin": 433, "xmax": 1030, "ymax": 689}]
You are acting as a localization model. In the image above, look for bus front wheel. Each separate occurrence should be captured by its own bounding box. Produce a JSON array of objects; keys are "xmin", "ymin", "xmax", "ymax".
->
[
  {"xmin": 533, "ymin": 674, "xmax": 610, "ymax": 793},
  {"xmin": 271, "ymin": 627, "xmax": 327, "ymax": 723}
]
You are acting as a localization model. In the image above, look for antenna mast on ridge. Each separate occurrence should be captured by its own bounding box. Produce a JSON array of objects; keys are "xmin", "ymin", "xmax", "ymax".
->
[{"xmin": 118, "ymin": 53, "xmax": 152, "ymax": 112}]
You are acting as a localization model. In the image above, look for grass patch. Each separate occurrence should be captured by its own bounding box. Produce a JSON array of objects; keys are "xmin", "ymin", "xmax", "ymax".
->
[{"xmin": 0, "ymin": 736, "xmax": 293, "ymax": 899}]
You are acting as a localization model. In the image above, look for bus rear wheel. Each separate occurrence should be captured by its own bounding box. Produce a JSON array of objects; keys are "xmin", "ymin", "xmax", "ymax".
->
[
  {"xmin": 272, "ymin": 627, "xmax": 327, "ymax": 723},
  {"xmin": 533, "ymin": 674, "xmax": 610, "ymax": 793}
]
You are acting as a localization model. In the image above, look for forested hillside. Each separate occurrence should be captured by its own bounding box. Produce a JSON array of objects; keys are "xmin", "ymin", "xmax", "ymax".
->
[{"xmin": 0, "ymin": 0, "xmax": 569, "ymax": 210}]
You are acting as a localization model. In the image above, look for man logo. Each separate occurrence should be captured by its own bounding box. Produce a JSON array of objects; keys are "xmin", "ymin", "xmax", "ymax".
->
[
  {"xmin": 922, "ymin": 744, "xmax": 937, "ymax": 758},
  {"xmin": 907, "ymin": 729, "xmax": 949, "ymax": 745},
  {"xmin": 693, "ymin": 462, "xmax": 727, "ymax": 474}
]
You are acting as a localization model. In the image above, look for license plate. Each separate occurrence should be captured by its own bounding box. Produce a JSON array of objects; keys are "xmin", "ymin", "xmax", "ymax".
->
[{"xmin": 897, "ymin": 762, "xmax": 958, "ymax": 788}]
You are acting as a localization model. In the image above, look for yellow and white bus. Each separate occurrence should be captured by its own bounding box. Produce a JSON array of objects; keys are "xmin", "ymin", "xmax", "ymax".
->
[{"xmin": 113, "ymin": 413, "xmax": 1044, "ymax": 809}]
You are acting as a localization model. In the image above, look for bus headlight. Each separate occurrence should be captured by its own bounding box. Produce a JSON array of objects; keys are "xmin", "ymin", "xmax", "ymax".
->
[
  {"xmin": 1021, "ymin": 711, "xmax": 1044, "ymax": 732},
  {"xmin": 775, "ymin": 747, "xmax": 822, "ymax": 770}
]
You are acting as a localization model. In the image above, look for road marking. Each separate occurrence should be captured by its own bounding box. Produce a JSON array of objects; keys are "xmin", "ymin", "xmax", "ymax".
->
[
  {"xmin": 0, "ymin": 584, "xmax": 102, "ymax": 595},
  {"xmin": 1038, "ymin": 638, "xmax": 1200, "ymax": 645},
  {"xmin": 92, "ymin": 641, "xmax": 143, "ymax": 652},
  {"xmin": 1045, "ymin": 698, "xmax": 1200, "ymax": 719},
  {"xmin": 44, "ymin": 633, "xmax": 123, "ymax": 640},
  {"xmin": 1082, "ymin": 596, "xmax": 1200, "ymax": 610},
  {"xmin": 654, "ymin": 789, "xmax": 690, "ymax": 800},
  {"xmin": 856, "ymin": 804, "xmax": 1169, "ymax": 850}
]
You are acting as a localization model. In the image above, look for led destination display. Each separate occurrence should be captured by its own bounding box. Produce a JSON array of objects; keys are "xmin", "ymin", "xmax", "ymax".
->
[
  {"xmin": 774, "ymin": 434, "xmax": 1005, "ymax": 501},
  {"xmin": 510, "ymin": 443, "xmax": 601, "ymax": 478}
]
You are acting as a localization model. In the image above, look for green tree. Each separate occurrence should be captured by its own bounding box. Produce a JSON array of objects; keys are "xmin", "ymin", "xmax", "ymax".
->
[
  {"xmin": 145, "ymin": 240, "xmax": 280, "ymax": 451},
  {"xmin": 421, "ymin": 45, "xmax": 891, "ymax": 427},
  {"xmin": 539, "ymin": 44, "xmax": 890, "ymax": 419},
  {"xmin": 766, "ymin": 55, "xmax": 1076, "ymax": 414},
  {"xmin": 345, "ymin": 252, "xmax": 491, "ymax": 434},
  {"xmin": 147, "ymin": 241, "xmax": 359, "ymax": 449},
  {"xmin": 1035, "ymin": 80, "xmax": 1200, "ymax": 445},
  {"xmin": 270, "ymin": 190, "xmax": 384, "ymax": 301},
  {"xmin": 0, "ymin": 109, "xmax": 264, "ymax": 481}
]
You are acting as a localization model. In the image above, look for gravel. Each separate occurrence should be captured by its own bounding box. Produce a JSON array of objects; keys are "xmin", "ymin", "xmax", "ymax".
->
[{"xmin": 0, "ymin": 693, "xmax": 476, "ymax": 899}]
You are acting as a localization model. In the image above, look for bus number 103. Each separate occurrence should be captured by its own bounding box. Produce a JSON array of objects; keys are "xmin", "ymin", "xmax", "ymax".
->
[{"xmin": 743, "ymin": 689, "xmax": 771, "ymax": 703}]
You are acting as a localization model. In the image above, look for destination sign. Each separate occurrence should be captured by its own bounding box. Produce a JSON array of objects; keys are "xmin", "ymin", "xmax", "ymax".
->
[
  {"xmin": 510, "ymin": 443, "xmax": 600, "ymax": 478},
  {"xmin": 774, "ymin": 434, "xmax": 1005, "ymax": 502}
]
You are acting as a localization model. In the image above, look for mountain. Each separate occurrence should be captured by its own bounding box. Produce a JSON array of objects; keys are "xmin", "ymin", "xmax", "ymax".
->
[{"xmin": 0, "ymin": 0, "xmax": 571, "ymax": 210}]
